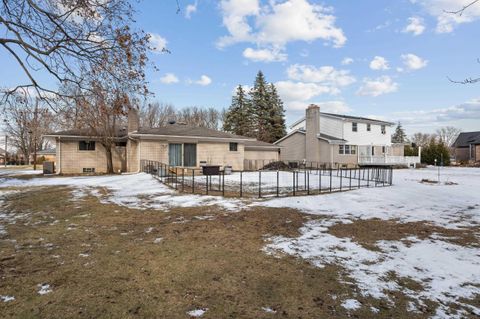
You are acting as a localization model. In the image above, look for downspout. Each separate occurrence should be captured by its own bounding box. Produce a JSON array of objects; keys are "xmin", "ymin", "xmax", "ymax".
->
[{"xmin": 57, "ymin": 137, "xmax": 61, "ymax": 175}]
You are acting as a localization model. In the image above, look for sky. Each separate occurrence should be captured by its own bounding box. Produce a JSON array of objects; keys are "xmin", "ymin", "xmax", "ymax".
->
[{"xmin": 1, "ymin": 0, "xmax": 480, "ymax": 135}]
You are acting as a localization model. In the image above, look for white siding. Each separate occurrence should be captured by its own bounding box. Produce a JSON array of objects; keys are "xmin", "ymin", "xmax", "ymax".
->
[
  {"xmin": 342, "ymin": 121, "xmax": 392, "ymax": 146},
  {"xmin": 319, "ymin": 116, "xmax": 343, "ymax": 138}
]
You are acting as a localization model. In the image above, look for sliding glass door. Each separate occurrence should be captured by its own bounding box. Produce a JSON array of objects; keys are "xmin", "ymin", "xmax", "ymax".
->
[
  {"xmin": 168, "ymin": 143, "xmax": 197, "ymax": 167},
  {"xmin": 183, "ymin": 143, "xmax": 197, "ymax": 167},
  {"xmin": 169, "ymin": 144, "xmax": 182, "ymax": 166}
]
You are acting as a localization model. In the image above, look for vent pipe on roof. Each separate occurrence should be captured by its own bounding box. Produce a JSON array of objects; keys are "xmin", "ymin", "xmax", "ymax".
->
[{"xmin": 168, "ymin": 119, "xmax": 176, "ymax": 125}]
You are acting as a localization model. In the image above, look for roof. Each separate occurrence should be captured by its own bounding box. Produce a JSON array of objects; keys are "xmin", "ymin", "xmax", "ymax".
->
[
  {"xmin": 132, "ymin": 125, "xmax": 254, "ymax": 140},
  {"xmin": 453, "ymin": 131, "xmax": 480, "ymax": 147},
  {"xmin": 244, "ymin": 139, "xmax": 280, "ymax": 149},
  {"xmin": 290, "ymin": 112, "xmax": 395, "ymax": 129},
  {"xmin": 274, "ymin": 129, "xmax": 346, "ymax": 145},
  {"xmin": 37, "ymin": 149, "xmax": 56, "ymax": 155},
  {"xmin": 45, "ymin": 127, "xmax": 128, "ymax": 138}
]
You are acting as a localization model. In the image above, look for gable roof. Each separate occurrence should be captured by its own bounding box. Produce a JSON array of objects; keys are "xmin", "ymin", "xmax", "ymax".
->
[
  {"xmin": 290, "ymin": 112, "xmax": 394, "ymax": 129},
  {"xmin": 37, "ymin": 148, "xmax": 56, "ymax": 155},
  {"xmin": 45, "ymin": 127, "xmax": 129, "ymax": 138},
  {"xmin": 274, "ymin": 129, "xmax": 346, "ymax": 145},
  {"xmin": 244, "ymin": 139, "xmax": 280, "ymax": 149},
  {"xmin": 134, "ymin": 125, "xmax": 253, "ymax": 140},
  {"xmin": 453, "ymin": 131, "xmax": 480, "ymax": 147}
]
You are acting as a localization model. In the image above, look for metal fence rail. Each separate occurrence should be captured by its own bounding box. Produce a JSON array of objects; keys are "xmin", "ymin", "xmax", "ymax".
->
[{"xmin": 140, "ymin": 160, "xmax": 393, "ymax": 198}]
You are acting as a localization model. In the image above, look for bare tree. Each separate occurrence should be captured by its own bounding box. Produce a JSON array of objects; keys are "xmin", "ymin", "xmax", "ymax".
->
[
  {"xmin": 436, "ymin": 126, "xmax": 461, "ymax": 146},
  {"xmin": 0, "ymin": 0, "xmax": 156, "ymax": 106},
  {"xmin": 2, "ymin": 92, "xmax": 55, "ymax": 165},
  {"xmin": 139, "ymin": 101, "xmax": 176, "ymax": 128},
  {"xmin": 410, "ymin": 132, "xmax": 435, "ymax": 147}
]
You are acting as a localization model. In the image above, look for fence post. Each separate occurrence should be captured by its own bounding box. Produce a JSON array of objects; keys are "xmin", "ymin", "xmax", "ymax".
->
[
  {"xmin": 340, "ymin": 168, "xmax": 343, "ymax": 191},
  {"xmin": 390, "ymin": 167, "xmax": 393, "ymax": 185},
  {"xmin": 258, "ymin": 171, "xmax": 262, "ymax": 198},
  {"xmin": 206, "ymin": 175, "xmax": 209, "ymax": 195},
  {"xmin": 293, "ymin": 171, "xmax": 296, "ymax": 196},
  {"xmin": 222, "ymin": 171, "xmax": 225, "ymax": 196},
  {"xmin": 319, "ymin": 166, "xmax": 321, "ymax": 194},
  {"xmin": 358, "ymin": 168, "xmax": 361, "ymax": 189},
  {"xmin": 329, "ymin": 168, "xmax": 332, "ymax": 193},
  {"xmin": 276, "ymin": 170, "xmax": 279, "ymax": 197},
  {"xmin": 349, "ymin": 168, "xmax": 352, "ymax": 190},
  {"xmin": 367, "ymin": 168, "xmax": 370, "ymax": 187},
  {"xmin": 240, "ymin": 171, "xmax": 243, "ymax": 197},
  {"xmin": 307, "ymin": 169, "xmax": 310, "ymax": 195},
  {"xmin": 192, "ymin": 169, "xmax": 195, "ymax": 193},
  {"xmin": 182, "ymin": 168, "xmax": 185, "ymax": 192}
]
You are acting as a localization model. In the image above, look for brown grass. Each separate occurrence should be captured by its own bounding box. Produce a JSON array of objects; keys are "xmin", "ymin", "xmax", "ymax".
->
[{"xmin": 0, "ymin": 186, "xmax": 467, "ymax": 318}]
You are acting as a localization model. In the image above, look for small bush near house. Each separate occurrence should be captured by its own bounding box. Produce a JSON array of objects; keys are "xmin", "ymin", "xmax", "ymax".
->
[
  {"xmin": 421, "ymin": 140, "xmax": 451, "ymax": 166},
  {"xmin": 262, "ymin": 161, "xmax": 291, "ymax": 171}
]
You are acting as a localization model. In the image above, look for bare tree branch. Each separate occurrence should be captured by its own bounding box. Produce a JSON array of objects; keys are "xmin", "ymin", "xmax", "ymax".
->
[{"xmin": 444, "ymin": 0, "xmax": 480, "ymax": 16}]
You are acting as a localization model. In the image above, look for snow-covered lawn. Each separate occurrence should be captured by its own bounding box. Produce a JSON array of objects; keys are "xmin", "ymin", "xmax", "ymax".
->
[
  {"xmin": 0, "ymin": 166, "xmax": 479, "ymax": 318},
  {"xmin": 263, "ymin": 167, "xmax": 480, "ymax": 318}
]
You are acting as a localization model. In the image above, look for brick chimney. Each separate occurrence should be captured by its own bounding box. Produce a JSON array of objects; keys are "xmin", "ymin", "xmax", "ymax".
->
[
  {"xmin": 305, "ymin": 104, "xmax": 320, "ymax": 162},
  {"xmin": 128, "ymin": 108, "xmax": 139, "ymax": 133}
]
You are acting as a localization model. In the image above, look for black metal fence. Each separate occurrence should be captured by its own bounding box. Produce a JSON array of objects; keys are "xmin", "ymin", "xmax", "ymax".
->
[{"xmin": 140, "ymin": 160, "xmax": 393, "ymax": 198}]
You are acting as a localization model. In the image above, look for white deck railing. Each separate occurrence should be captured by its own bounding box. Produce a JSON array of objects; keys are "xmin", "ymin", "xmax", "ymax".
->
[{"xmin": 358, "ymin": 155, "xmax": 421, "ymax": 166}]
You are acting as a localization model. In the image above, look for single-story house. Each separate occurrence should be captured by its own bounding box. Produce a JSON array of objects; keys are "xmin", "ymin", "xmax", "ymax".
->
[
  {"xmin": 452, "ymin": 131, "xmax": 480, "ymax": 163},
  {"xmin": 44, "ymin": 109, "xmax": 280, "ymax": 174},
  {"xmin": 275, "ymin": 105, "xmax": 421, "ymax": 167}
]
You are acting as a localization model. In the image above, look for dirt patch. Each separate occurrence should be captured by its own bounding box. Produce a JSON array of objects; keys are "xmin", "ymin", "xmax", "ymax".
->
[
  {"xmin": 0, "ymin": 186, "xmax": 469, "ymax": 318},
  {"xmin": 328, "ymin": 219, "xmax": 479, "ymax": 249}
]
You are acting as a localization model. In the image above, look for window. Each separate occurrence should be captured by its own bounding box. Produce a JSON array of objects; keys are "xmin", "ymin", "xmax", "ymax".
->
[
  {"xmin": 115, "ymin": 141, "xmax": 127, "ymax": 147},
  {"xmin": 367, "ymin": 123, "xmax": 371, "ymax": 132},
  {"xmin": 79, "ymin": 141, "xmax": 95, "ymax": 151},
  {"xmin": 339, "ymin": 145, "xmax": 357, "ymax": 155},
  {"xmin": 381, "ymin": 125, "xmax": 386, "ymax": 134},
  {"xmin": 229, "ymin": 142, "xmax": 238, "ymax": 151},
  {"xmin": 83, "ymin": 168, "xmax": 95, "ymax": 173},
  {"xmin": 352, "ymin": 122, "xmax": 358, "ymax": 132},
  {"xmin": 382, "ymin": 146, "xmax": 386, "ymax": 154},
  {"xmin": 372, "ymin": 147, "xmax": 375, "ymax": 156}
]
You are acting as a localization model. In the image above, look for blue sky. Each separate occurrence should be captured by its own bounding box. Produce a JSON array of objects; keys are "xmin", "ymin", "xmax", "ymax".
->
[{"xmin": 2, "ymin": 0, "xmax": 480, "ymax": 134}]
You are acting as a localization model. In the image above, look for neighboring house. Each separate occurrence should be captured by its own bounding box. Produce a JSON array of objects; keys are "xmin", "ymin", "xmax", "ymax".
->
[
  {"xmin": 44, "ymin": 109, "xmax": 280, "ymax": 174},
  {"xmin": 275, "ymin": 105, "xmax": 421, "ymax": 167},
  {"xmin": 452, "ymin": 131, "xmax": 480, "ymax": 163},
  {"xmin": 0, "ymin": 147, "xmax": 5, "ymax": 165},
  {"xmin": 36, "ymin": 148, "xmax": 57, "ymax": 162}
]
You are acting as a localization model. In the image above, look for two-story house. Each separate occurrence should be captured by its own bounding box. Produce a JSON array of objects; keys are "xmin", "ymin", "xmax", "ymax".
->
[{"xmin": 274, "ymin": 104, "xmax": 421, "ymax": 167}]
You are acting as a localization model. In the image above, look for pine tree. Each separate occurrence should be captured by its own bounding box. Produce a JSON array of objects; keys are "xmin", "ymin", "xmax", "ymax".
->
[
  {"xmin": 392, "ymin": 122, "xmax": 407, "ymax": 143},
  {"xmin": 250, "ymin": 71, "xmax": 270, "ymax": 141},
  {"xmin": 223, "ymin": 85, "xmax": 254, "ymax": 137},
  {"xmin": 267, "ymin": 83, "xmax": 287, "ymax": 142}
]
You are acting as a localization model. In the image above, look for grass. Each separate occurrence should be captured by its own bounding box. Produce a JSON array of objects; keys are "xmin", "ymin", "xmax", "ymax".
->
[{"xmin": 0, "ymin": 185, "xmax": 477, "ymax": 318}]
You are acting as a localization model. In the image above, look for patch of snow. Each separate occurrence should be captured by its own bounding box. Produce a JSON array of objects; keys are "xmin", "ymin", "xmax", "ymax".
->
[
  {"xmin": 186, "ymin": 308, "xmax": 207, "ymax": 317},
  {"xmin": 261, "ymin": 307, "xmax": 276, "ymax": 313},
  {"xmin": 265, "ymin": 219, "xmax": 480, "ymax": 317},
  {"xmin": 370, "ymin": 306, "xmax": 379, "ymax": 313},
  {"xmin": 79, "ymin": 253, "xmax": 90, "ymax": 257},
  {"xmin": 153, "ymin": 238, "xmax": 163, "ymax": 244},
  {"xmin": 144, "ymin": 227, "xmax": 154, "ymax": 233},
  {"xmin": 341, "ymin": 299, "xmax": 362, "ymax": 310},
  {"xmin": 1, "ymin": 295, "xmax": 15, "ymax": 302},
  {"xmin": 37, "ymin": 284, "xmax": 52, "ymax": 295}
]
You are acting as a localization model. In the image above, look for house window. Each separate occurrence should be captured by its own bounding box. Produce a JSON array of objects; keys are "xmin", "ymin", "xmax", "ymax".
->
[
  {"xmin": 382, "ymin": 146, "xmax": 386, "ymax": 154},
  {"xmin": 372, "ymin": 147, "xmax": 375, "ymax": 156},
  {"xmin": 115, "ymin": 141, "xmax": 127, "ymax": 147},
  {"xmin": 83, "ymin": 168, "xmax": 95, "ymax": 173},
  {"xmin": 79, "ymin": 141, "xmax": 95, "ymax": 151},
  {"xmin": 352, "ymin": 122, "xmax": 358, "ymax": 132},
  {"xmin": 339, "ymin": 145, "xmax": 357, "ymax": 155},
  {"xmin": 381, "ymin": 125, "xmax": 386, "ymax": 134},
  {"xmin": 367, "ymin": 124, "xmax": 371, "ymax": 132},
  {"xmin": 229, "ymin": 142, "xmax": 238, "ymax": 151}
]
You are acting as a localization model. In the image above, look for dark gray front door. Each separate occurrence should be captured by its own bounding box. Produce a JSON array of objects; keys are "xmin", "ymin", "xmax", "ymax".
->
[
  {"xmin": 169, "ymin": 144, "xmax": 182, "ymax": 166},
  {"xmin": 183, "ymin": 143, "xmax": 197, "ymax": 167}
]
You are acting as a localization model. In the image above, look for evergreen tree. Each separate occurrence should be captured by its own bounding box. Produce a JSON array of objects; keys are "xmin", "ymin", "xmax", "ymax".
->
[
  {"xmin": 250, "ymin": 71, "xmax": 270, "ymax": 141},
  {"xmin": 421, "ymin": 138, "xmax": 451, "ymax": 166},
  {"xmin": 391, "ymin": 122, "xmax": 407, "ymax": 143},
  {"xmin": 267, "ymin": 83, "xmax": 287, "ymax": 142},
  {"xmin": 223, "ymin": 85, "xmax": 254, "ymax": 137}
]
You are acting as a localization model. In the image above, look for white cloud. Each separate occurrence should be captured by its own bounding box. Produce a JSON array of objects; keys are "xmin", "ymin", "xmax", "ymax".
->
[
  {"xmin": 185, "ymin": 1, "xmax": 198, "ymax": 19},
  {"xmin": 341, "ymin": 57, "xmax": 354, "ymax": 65},
  {"xmin": 275, "ymin": 81, "xmax": 334, "ymax": 102},
  {"xmin": 287, "ymin": 64, "xmax": 356, "ymax": 87},
  {"xmin": 243, "ymin": 47, "xmax": 287, "ymax": 62},
  {"xmin": 369, "ymin": 56, "xmax": 390, "ymax": 70},
  {"xmin": 403, "ymin": 16, "xmax": 426, "ymax": 36},
  {"xmin": 149, "ymin": 33, "xmax": 168, "ymax": 53},
  {"xmin": 393, "ymin": 98, "xmax": 480, "ymax": 124},
  {"xmin": 401, "ymin": 53, "xmax": 428, "ymax": 70},
  {"xmin": 412, "ymin": 0, "xmax": 480, "ymax": 33},
  {"xmin": 217, "ymin": 0, "xmax": 346, "ymax": 61},
  {"xmin": 357, "ymin": 76, "xmax": 398, "ymax": 97},
  {"xmin": 159, "ymin": 73, "xmax": 179, "ymax": 84},
  {"xmin": 194, "ymin": 75, "xmax": 212, "ymax": 86}
]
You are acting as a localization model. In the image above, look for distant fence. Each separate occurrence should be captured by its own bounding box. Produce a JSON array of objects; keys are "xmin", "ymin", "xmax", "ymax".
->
[
  {"xmin": 140, "ymin": 160, "xmax": 393, "ymax": 198},
  {"xmin": 244, "ymin": 159, "xmax": 357, "ymax": 171}
]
